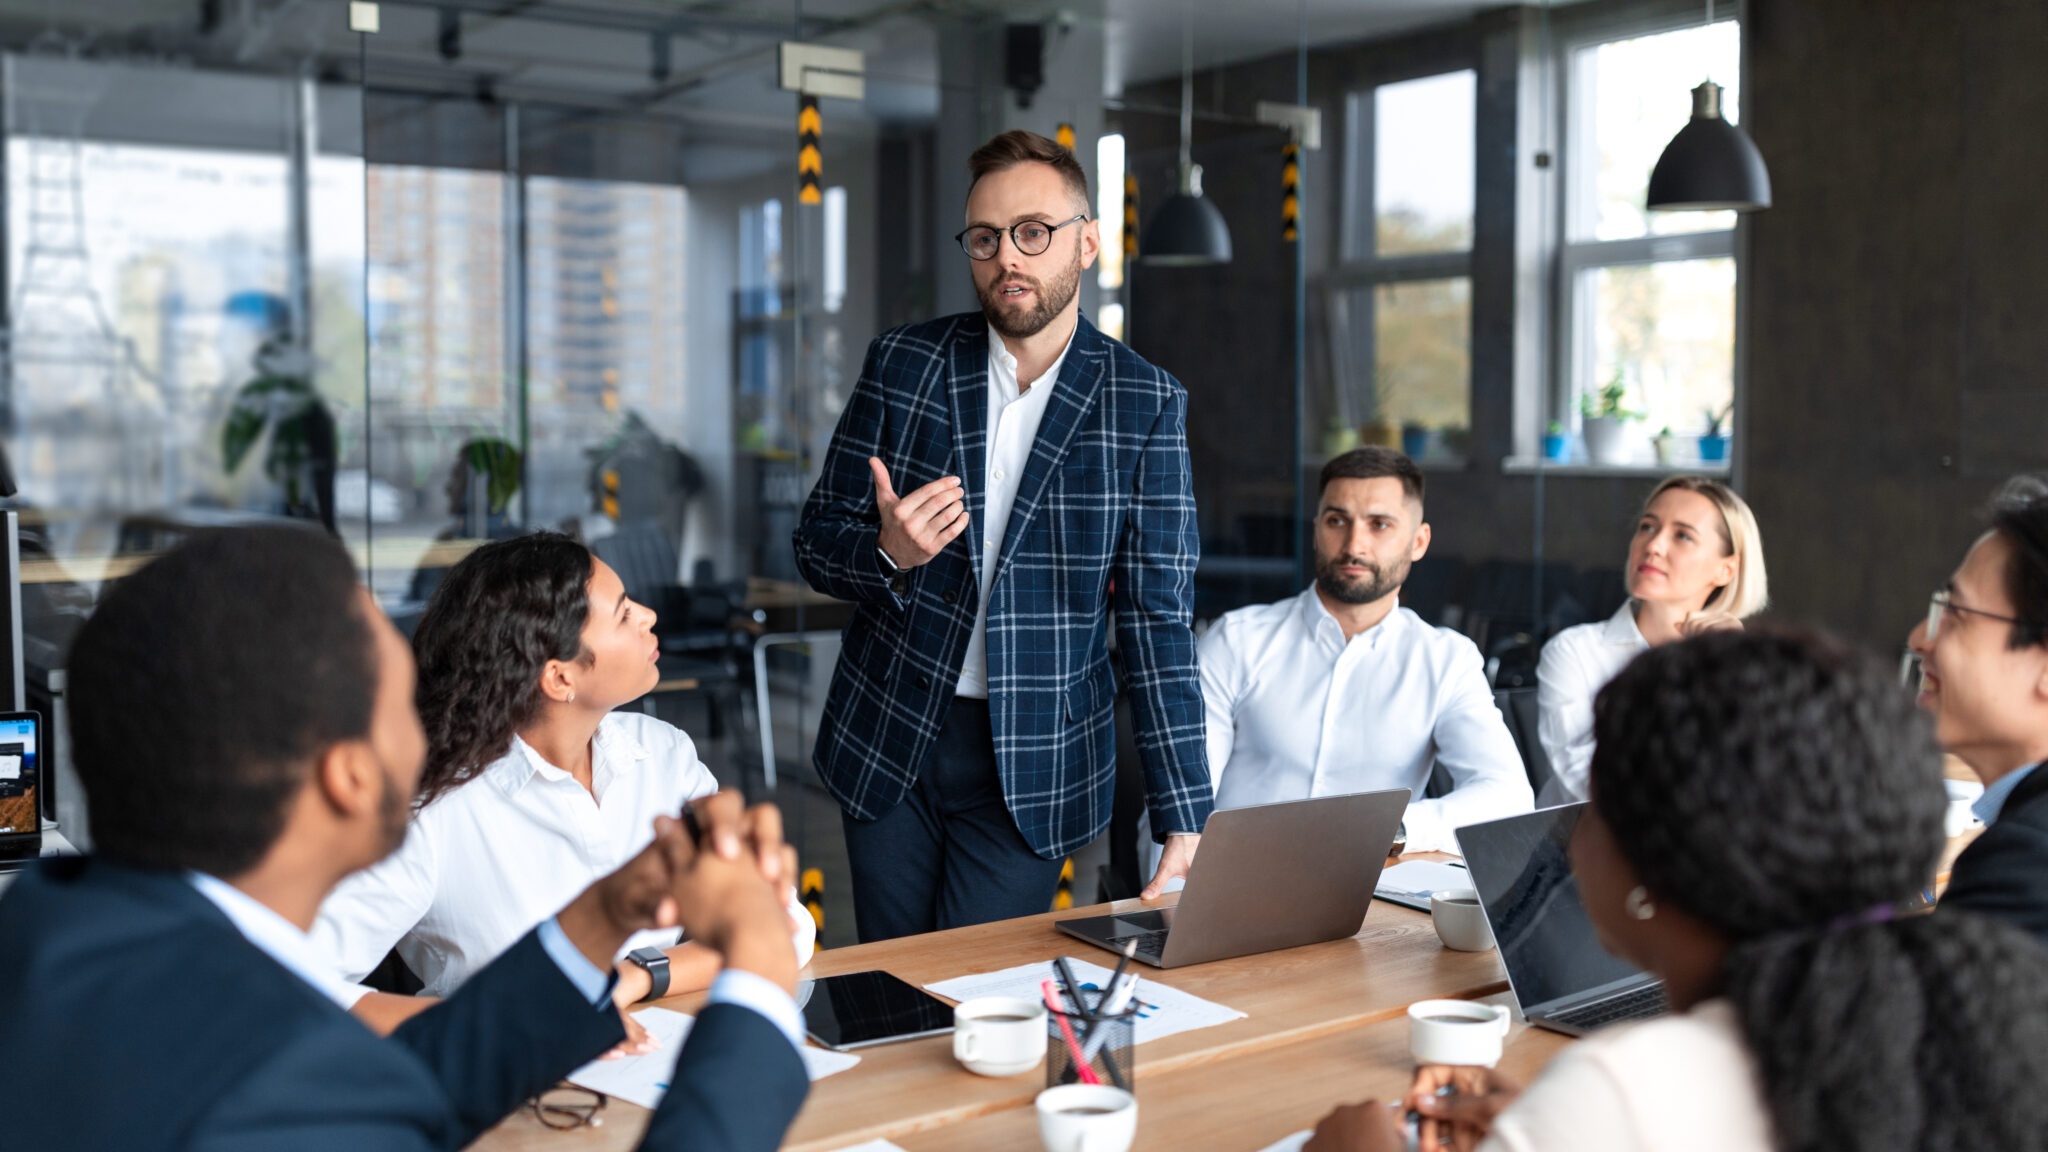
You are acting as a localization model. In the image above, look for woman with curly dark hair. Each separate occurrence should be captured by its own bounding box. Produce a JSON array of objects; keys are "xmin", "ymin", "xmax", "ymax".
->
[
  {"xmin": 1306, "ymin": 628, "xmax": 2048, "ymax": 1152},
  {"xmin": 311, "ymin": 533, "xmax": 813, "ymax": 1034}
]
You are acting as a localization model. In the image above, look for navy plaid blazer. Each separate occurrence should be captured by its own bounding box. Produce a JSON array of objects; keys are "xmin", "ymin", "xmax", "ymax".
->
[{"xmin": 793, "ymin": 312, "xmax": 1213, "ymax": 860}]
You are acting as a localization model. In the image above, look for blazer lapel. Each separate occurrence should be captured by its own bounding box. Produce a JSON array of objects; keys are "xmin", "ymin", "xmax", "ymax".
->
[
  {"xmin": 991, "ymin": 316, "xmax": 1107, "ymax": 583},
  {"xmin": 947, "ymin": 316, "xmax": 990, "ymax": 596}
]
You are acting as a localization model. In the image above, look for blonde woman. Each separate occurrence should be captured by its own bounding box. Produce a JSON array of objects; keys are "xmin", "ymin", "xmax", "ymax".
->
[{"xmin": 1536, "ymin": 476, "xmax": 1767, "ymax": 803}]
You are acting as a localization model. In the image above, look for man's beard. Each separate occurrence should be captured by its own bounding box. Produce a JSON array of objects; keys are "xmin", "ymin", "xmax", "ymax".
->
[
  {"xmin": 375, "ymin": 764, "xmax": 410, "ymax": 858},
  {"xmin": 1316, "ymin": 551, "xmax": 1410, "ymax": 606},
  {"xmin": 975, "ymin": 247, "xmax": 1083, "ymax": 341}
]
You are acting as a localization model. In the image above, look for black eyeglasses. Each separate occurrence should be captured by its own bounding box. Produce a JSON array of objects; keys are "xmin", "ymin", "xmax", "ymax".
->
[
  {"xmin": 955, "ymin": 215, "xmax": 1088, "ymax": 261},
  {"xmin": 1925, "ymin": 589, "xmax": 2036, "ymax": 643},
  {"xmin": 529, "ymin": 1085, "xmax": 607, "ymax": 1130}
]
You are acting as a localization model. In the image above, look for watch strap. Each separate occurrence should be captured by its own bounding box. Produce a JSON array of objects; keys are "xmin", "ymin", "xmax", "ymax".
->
[{"xmin": 626, "ymin": 945, "xmax": 671, "ymax": 1003}]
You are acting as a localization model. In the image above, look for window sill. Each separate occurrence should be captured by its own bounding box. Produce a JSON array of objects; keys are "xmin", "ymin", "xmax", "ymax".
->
[{"xmin": 1500, "ymin": 457, "xmax": 1730, "ymax": 479}]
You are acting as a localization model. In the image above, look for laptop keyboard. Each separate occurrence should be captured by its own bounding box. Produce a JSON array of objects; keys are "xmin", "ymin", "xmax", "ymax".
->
[
  {"xmin": 1547, "ymin": 984, "xmax": 1667, "ymax": 1030},
  {"xmin": 1106, "ymin": 928, "xmax": 1170, "ymax": 959}
]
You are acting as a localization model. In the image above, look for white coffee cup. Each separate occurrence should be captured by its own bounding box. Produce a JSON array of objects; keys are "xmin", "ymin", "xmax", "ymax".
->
[
  {"xmin": 1035, "ymin": 1084, "xmax": 1137, "ymax": 1152},
  {"xmin": 1408, "ymin": 999, "xmax": 1512, "ymax": 1068},
  {"xmin": 1945, "ymin": 779, "xmax": 1985, "ymax": 838},
  {"xmin": 1430, "ymin": 888, "xmax": 1495, "ymax": 952},
  {"xmin": 953, "ymin": 996, "xmax": 1047, "ymax": 1077}
]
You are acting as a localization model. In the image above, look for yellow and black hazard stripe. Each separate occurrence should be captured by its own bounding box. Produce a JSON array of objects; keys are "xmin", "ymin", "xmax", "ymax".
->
[
  {"xmin": 801, "ymin": 867, "xmax": 825, "ymax": 931},
  {"xmin": 1282, "ymin": 142, "xmax": 1300, "ymax": 242},
  {"xmin": 798, "ymin": 95, "xmax": 822, "ymax": 205},
  {"xmin": 1055, "ymin": 122, "xmax": 1075, "ymax": 152},
  {"xmin": 1122, "ymin": 173, "xmax": 1138, "ymax": 262},
  {"xmin": 1055, "ymin": 858, "xmax": 1075, "ymax": 911}
]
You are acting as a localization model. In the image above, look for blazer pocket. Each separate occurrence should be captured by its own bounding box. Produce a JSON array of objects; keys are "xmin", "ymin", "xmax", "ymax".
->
[{"xmin": 1066, "ymin": 664, "xmax": 1117, "ymax": 722}]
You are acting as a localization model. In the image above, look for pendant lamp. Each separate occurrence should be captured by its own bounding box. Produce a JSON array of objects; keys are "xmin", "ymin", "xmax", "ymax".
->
[
  {"xmin": 1142, "ymin": 9, "xmax": 1232, "ymax": 266},
  {"xmin": 1646, "ymin": 2, "xmax": 1770, "ymax": 212}
]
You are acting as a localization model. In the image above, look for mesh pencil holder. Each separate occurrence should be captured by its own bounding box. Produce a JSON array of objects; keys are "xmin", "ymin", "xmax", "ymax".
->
[{"xmin": 1046, "ymin": 1003, "xmax": 1137, "ymax": 1090}]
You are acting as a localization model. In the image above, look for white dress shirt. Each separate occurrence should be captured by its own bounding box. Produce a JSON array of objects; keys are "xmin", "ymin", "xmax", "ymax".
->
[
  {"xmin": 1481, "ymin": 1000, "xmax": 1769, "ymax": 1152},
  {"xmin": 312, "ymin": 711, "xmax": 815, "ymax": 1001},
  {"xmin": 954, "ymin": 327, "xmax": 1074, "ymax": 698},
  {"xmin": 1198, "ymin": 586, "xmax": 1533, "ymax": 854},
  {"xmin": 1535, "ymin": 603, "xmax": 1649, "ymax": 804}
]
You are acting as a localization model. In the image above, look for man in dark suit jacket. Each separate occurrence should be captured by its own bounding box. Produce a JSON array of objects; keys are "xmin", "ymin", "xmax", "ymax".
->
[
  {"xmin": 1912, "ymin": 476, "xmax": 2048, "ymax": 945},
  {"xmin": 0, "ymin": 527, "xmax": 808, "ymax": 1150},
  {"xmin": 795, "ymin": 131, "xmax": 1213, "ymax": 941}
]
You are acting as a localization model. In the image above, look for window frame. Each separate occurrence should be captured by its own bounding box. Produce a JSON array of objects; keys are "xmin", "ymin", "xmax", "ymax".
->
[
  {"xmin": 1332, "ymin": 66, "xmax": 1480, "ymax": 467},
  {"xmin": 1537, "ymin": 6, "xmax": 1746, "ymax": 473}
]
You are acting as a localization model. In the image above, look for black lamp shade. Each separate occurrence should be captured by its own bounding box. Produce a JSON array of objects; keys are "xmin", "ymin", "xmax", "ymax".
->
[
  {"xmin": 1646, "ymin": 81, "xmax": 1771, "ymax": 212},
  {"xmin": 1142, "ymin": 192, "xmax": 1233, "ymax": 266}
]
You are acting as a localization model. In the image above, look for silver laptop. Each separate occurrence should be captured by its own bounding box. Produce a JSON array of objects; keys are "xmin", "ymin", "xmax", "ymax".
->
[
  {"xmin": 1455, "ymin": 804, "xmax": 1667, "ymax": 1036},
  {"xmin": 1055, "ymin": 790, "xmax": 1409, "ymax": 969}
]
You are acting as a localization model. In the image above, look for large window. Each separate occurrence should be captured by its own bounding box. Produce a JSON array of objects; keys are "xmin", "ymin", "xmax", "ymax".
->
[
  {"xmin": 1558, "ymin": 19, "xmax": 1740, "ymax": 465},
  {"xmin": 1333, "ymin": 69, "xmax": 1475, "ymax": 464}
]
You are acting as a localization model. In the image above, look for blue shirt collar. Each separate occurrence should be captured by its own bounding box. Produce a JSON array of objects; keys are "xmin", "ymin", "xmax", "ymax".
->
[{"xmin": 1974, "ymin": 762, "xmax": 2041, "ymax": 826}]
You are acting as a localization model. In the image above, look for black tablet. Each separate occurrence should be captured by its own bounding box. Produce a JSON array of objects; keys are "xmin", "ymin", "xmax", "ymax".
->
[{"xmin": 800, "ymin": 969, "xmax": 956, "ymax": 1051}]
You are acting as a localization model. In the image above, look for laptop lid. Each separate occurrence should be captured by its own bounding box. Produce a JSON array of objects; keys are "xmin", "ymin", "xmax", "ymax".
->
[
  {"xmin": 1154, "ymin": 789, "xmax": 1408, "ymax": 967},
  {"xmin": 1454, "ymin": 804, "xmax": 1653, "ymax": 1015}
]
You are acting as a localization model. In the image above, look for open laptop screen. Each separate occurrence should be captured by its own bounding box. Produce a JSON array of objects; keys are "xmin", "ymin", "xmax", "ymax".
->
[{"xmin": 1456, "ymin": 804, "xmax": 1645, "ymax": 1009}]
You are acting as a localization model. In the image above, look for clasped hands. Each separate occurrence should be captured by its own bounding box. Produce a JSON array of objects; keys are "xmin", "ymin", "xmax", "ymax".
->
[
  {"xmin": 557, "ymin": 790, "xmax": 803, "ymax": 1003},
  {"xmin": 1305, "ymin": 1065, "xmax": 1522, "ymax": 1152}
]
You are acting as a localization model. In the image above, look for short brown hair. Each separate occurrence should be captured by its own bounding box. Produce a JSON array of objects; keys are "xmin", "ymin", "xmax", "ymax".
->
[
  {"xmin": 967, "ymin": 130, "xmax": 1090, "ymax": 213},
  {"xmin": 1319, "ymin": 446, "xmax": 1424, "ymax": 508}
]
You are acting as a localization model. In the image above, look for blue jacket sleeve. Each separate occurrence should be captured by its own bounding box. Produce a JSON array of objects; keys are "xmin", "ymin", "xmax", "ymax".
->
[
  {"xmin": 794, "ymin": 336, "xmax": 904, "ymax": 608},
  {"xmin": 1112, "ymin": 384, "xmax": 1214, "ymax": 839},
  {"xmin": 638, "ymin": 1002, "xmax": 811, "ymax": 1152}
]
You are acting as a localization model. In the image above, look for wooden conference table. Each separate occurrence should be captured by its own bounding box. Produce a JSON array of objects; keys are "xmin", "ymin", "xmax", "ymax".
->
[
  {"xmin": 470, "ymin": 825, "xmax": 1980, "ymax": 1152},
  {"xmin": 470, "ymin": 856, "xmax": 1548, "ymax": 1152}
]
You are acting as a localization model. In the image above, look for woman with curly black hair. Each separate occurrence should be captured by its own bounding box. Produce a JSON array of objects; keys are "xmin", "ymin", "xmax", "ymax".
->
[
  {"xmin": 1307, "ymin": 628, "xmax": 2048, "ymax": 1152},
  {"xmin": 312, "ymin": 533, "xmax": 813, "ymax": 1034}
]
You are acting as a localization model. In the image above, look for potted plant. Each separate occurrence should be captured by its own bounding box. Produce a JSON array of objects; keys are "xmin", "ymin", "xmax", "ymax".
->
[
  {"xmin": 1698, "ymin": 403, "xmax": 1732, "ymax": 462},
  {"xmin": 1543, "ymin": 420, "xmax": 1570, "ymax": 462},
  {"xmin": 1580, "ymin": 371, "xmax": 1642, "ymax": 466},
  {"xmin": 1400, "ymin": 421, "xmax": 1429, "ymax": 460},
  {"xmin": 1653, "ymin": 425, "xmax": 1681, "ymax": 466}
]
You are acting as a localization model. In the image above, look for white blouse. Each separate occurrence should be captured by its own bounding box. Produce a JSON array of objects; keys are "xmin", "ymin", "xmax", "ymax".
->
[
  {"xmin": 1482, "ymin": 999, "xmax": 1772, "ymax": 1152},
  {"xmin": 1534, "ymin": 603, "xmax": 1649, "ymax": 804},
  {"xmin": 312, "ymin": 711, "xmax": 815, "ymax": 1001}
]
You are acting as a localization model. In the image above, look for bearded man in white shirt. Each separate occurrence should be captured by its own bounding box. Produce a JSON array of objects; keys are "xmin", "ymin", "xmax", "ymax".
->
[{"xmin": 1198, "ymin": 447, "xmax": 1533, "ymax": 854}]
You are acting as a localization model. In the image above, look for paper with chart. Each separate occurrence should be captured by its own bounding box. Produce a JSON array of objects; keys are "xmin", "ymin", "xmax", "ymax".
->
[
  {"xmin": 1374, "ymin": 859, "xmax": 1475, "ymax": 912},
  {"xmin": 568, "ymin": 1007, "xmax": 860, "ymax": 1110},
  {"xmin": 925, "ymin": 957, "xmax": 1245, "ymax": 1046}
]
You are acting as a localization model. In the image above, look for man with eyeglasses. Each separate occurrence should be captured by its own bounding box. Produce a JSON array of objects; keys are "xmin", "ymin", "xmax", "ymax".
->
[
  {"xmin": 1911, "ymin": 475, "xmax": 2048, "ymax": 946},
  {"xmin": 794, "ymin": 130, "xmax": 1212, "ymax": 941}
]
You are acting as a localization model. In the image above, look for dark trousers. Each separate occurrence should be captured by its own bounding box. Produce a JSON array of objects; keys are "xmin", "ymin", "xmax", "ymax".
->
[{"xmin": 842, "ymin": 696, "xmax": 1067, "ymax": 943}]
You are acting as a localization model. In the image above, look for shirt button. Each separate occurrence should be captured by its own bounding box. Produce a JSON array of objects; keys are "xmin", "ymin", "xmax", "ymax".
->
[
  {"xmin": 942, "ymin": 590, "xmax": 958, "ymax": 604},
  {"xmin": 916, "ymin": 674, "xmax": 932, "ymax": 689},
  {"xmin": 993, "ymin": 468, "xmax": 1006, "ymax": 481}
]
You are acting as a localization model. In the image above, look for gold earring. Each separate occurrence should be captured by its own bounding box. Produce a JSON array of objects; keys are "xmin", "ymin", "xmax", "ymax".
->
[{"xmin": 1625, "ymin": 886, "xmax": 1656, "ymax": 920}]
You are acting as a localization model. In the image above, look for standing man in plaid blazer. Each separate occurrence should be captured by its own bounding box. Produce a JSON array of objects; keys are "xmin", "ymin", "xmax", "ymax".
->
[{"xmin": 795, "ymin": 130, "xmax": 1213, "ymax": 942}]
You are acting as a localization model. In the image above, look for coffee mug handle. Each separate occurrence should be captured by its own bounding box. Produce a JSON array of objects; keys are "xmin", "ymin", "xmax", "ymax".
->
[
  {"xmin": 957, "ymin": 1027, "xmax": 979, "ymax": 1060},
  {"xmin": 1489, "ymin": 1005, "xmax": 1512, "ymax": 1036}
]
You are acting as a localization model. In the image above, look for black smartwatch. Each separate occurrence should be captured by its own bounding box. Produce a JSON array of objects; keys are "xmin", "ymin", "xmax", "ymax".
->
[
  {"xmin": 626, "ymin": 946, "xmax": 671, "ymax": 1003},
  {"xmin": 876, "ymin": 546, "xmax": 910, "ymax": 597}
]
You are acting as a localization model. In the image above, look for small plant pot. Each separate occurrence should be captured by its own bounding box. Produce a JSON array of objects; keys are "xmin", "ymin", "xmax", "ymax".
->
[
  {"xmin": 1542, "ymin": 434, "xmax": 1570, "ymax": 462},
  {"xmin": 1652, "ymin": 434, "xmax": 1680, "ymax": 466},
  {"xmin": 1583, "ymin": 416, "xmax": 1635, "ymax": 465},
  {"xmin": 1401, "ymin": 426, "xmax": 1429, "ymax": 458},
  {"xmin": 1698, "ymin": 434, "xmax": 1730, "ymax": 462}
]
